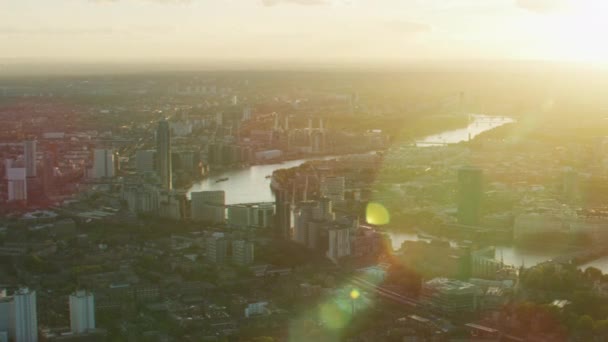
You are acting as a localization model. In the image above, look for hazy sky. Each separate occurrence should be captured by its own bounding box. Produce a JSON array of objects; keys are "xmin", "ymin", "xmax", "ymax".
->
[{"xmin": 1, "ymin": 0, "xmax": 607, "ymax": 64}]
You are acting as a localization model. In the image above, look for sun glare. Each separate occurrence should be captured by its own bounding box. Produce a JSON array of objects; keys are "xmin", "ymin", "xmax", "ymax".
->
[
  {"xmin": 366, "ymin": 202, "xmax": 390, "ymax": 226},
  {"xmin": 545, "ymin": 1, "xmax": 608, "ymax": 62}
]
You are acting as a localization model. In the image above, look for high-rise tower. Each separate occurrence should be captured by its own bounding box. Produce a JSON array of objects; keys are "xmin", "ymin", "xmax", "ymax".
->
[
  {"xmin": 157, "ymin": 120, "xmax": 172, "ymax": 190},
  {"xmin": 457, "ymin": 167, "xmax": 483, "ymax": 226},
  {"xmin": 69, "ymin": 290, "xmax": 95, "ymax": 334},
  {"xmin": 24, "ymin": 140, "xmax": 37, "ymax": 178},
  {"xmin": 12, "ymin": 288, "xmax": 37, "ymax": 342},
  {"xmin": 93, "ymin": 149, "xmax": 115, "ymax": 178}
]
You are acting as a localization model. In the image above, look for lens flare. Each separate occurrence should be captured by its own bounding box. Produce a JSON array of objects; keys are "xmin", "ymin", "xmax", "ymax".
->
[
  {"xmin": 366, "ymin": 202, "xmax": 390, "ymax": 225},
  {"xmin": 319, "ymin": 302, "xmax": 349, "ymax": 331}
]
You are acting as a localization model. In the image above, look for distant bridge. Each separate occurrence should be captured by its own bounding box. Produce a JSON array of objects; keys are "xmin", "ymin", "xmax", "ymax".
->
[
  {"xmin": 414, "ymin": 141, "xmax": 451, "ymax": 146},
  {"xmin": 469, "ymin": 116, "xmax": 510, "ymax": 123}
]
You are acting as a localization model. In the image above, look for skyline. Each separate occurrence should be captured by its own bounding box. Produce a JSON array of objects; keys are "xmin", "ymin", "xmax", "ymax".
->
[
  {"xmin": 2, "ymin": 0, "xmax": 608, "ymax": 65},
  {"xmin": 5, "ymin": 4, "xmax": 608, "ymax": 338}
]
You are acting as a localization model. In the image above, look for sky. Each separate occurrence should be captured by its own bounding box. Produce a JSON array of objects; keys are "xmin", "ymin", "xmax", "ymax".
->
[{"xmin": 1, "ymin": 0, "xmax": 608, "ymax": 65}]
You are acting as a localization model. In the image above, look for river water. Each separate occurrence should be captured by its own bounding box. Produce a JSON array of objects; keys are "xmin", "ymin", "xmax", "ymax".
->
[
  {"xmin": 188, "ymin": 114, "xmax": 511, "ymax": 203},
  {"xmin": 387, "ymin": 232, "xmax": 569, "ymax": 268},
  {"xmin": 188, "ymin": 155, "xmax": 338, "ymax": 205},
  {"xmin": 578, "ymin": 256, "xmax": 608, "ymax": 273},
  {"xmin": 187, "ymin": 114, "xmax": 572, "ymax": 267},
  {"xmin": 415, "ymin": 114, "xmax": 513, "ymax": 146}
]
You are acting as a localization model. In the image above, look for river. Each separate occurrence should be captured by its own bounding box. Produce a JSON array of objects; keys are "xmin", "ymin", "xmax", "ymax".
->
[
  {"xmin": 415, "ymin": 114, "xmax": 514, "ymax": 146},
  {"xmin": 388, "ymin": 232, "xmax": 569, "ymax": 268},
  {"xmin": 188, "ymin": 114, "xmax": 572, "ymax": 267},
  {"xmin": 188, "ymin": 155, "xmax": 338, "ymax": 205},
  {"xmin": 579, "ymin": 256, "xmax": 608, "ymax": 273},
  {"xmin": 188, "ymin": 114, "xmax": 512, "ymax": 204}
]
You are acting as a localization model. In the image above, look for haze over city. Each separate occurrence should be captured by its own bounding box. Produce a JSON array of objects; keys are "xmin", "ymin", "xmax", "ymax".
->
[
  {"xmin": 3, "ymin": 0, "xmax": 608, "ymax": 341},
  {"xmin": 2, "ymin": 0, "xmax": 608, "ymax": 66}
]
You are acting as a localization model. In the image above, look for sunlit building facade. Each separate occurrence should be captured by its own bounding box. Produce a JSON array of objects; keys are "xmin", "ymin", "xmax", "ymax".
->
[
  {"xmin": 69, "ymin": 290, "xmax": 95, "ymax": 334},
  {"xmin": 157, "ymin": 120, "xmax": 172, "ymax": 190}
]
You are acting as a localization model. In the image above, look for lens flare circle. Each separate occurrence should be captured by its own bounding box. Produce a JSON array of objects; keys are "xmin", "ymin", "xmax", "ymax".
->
[{"xmin": 366, "ymin": 202, "xmax": 390, "ymax": 225}]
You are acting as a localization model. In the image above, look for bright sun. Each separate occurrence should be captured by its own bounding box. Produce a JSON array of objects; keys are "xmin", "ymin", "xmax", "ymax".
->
[{"xmin": 546, "ymin": 1, "xmax": 608, "ymax": 62}]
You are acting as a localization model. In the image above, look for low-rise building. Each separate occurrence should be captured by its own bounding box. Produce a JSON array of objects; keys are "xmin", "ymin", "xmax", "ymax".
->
[
  {"xmin": 226, "ymin": 203, "xmax": 274, "ymax": 229},
  {"xmin": 191, "ymin": 191, "xmax": 225, "ymax": 224},
  {"xmin": 422, "ymin": 278, "xmax": 481, "ymax": 316}
]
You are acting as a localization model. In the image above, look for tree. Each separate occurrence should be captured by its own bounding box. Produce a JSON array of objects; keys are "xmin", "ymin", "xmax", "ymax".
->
[
  {"xmin": 594, "ymin": 319, "xmax": 608, "ymax": 337},
  {"xmin": 251, "ymin": 337, "xmax": 275, "ymax": 342},
  {"xmin": 575, "ymin": 315, "xmax": 594, "ymax": 334},
  {"xmin": 584, "ymin": 266, "xmax": 603, "ymax": 282}
]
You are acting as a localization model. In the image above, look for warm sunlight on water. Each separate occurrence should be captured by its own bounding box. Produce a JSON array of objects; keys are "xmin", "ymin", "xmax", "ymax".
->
[{"xmin": 9, "ymin": 0, "xmax": 608, "ymax": 340}]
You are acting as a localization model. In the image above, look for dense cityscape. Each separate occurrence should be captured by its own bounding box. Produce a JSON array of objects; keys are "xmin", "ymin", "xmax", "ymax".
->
[
  {"xmin": 5, "ymin": 0, "xmax": 608, "ymax": 341},
  {"xmin": 1, "ymin": 70, "xmax": 608, "ymax": 342}
]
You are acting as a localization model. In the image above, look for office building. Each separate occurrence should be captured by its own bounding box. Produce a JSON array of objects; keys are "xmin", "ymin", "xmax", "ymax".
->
[
  {"xmin": 327, "ymin": 226, "xmax": 351, "ymax": 263},
  {"xmin": 227, "ymin": 203, "xmax": 274, "ymax": 228},
  {"xmin": 222, "ymin": 144, "xmax": 236, "ymax": 165},
  {"xmin": 471, "ymin": 247, "xmax": 505, "ymax": 279},
  {"xmin": 292, "ymin": 199, "xmax": 337, "ymax": 248},
  {"xmin": 123, "ymin": 184, "xmax": 160, "ymax": 214},
  {"xmin": 7, "ymin": 168, "xmax": 27, "ymax": 202},
  {"xmin": 307, "ymin": 220, "xmax": 323, "ymax": 250},
  {"xmin": 190, "ymin": 190, "xmax": 225, "ymax": 207},
  {"xmin": 206, "ymin": 233, "xmax": 227, "ymax": 264},
  {"xmin": 3, "ymin": 159, "xmax": 12, "ymax": 178},
  {"xmin": 191, "ymin": 191, "xmax": 225, "ymax": 223},
  {"xmin": 42, "ymin": 153, "xmax": 55, "ymax": 195},
  {"xmin": 158, "ymin": 191, "xmax": 187, "ymax": 221},
  {"xmin": 176, "ymin": 150, "xmax": 199, "ymax": 176},
  {"xmin": 0, "ymin": 291, "xmax": 10, "ymax": 341},
  {"xmin": 136, "ymin": 150, "xmax": 156, "ymax": 174},
  {"xmin": 232, "ymin": 240, "xmax": 254, "ymax": 266},
  {"xmin": 192, "ymin": 204, "xmax": 224, "ymax": 223},
  {"xmin": 293, "ymin": 201, "xmax": 317, "ymax": 246},
  {"xmin": 275, "ymin": 190, "xmax": 292, "ymax": 240},
  {"xmin": 312, "ymin": 197, "xmax": 334, "ymax": 221},
  {"xmin": 227, "ymin": 205, "xmax": 250, "ymax": 227},
  {"xmin": 242, "ymin": 107, "xmax": 252, "ymax": 121},
  {"xmin": 311, "ymin": 130, "xmax": 325, "ymax": 154},
  {"xmin": 254, "ymin": 203, "xmax": 275, "ymax": 227},
  {"xmin": 350, "ymin": 228, "xmax": 387, "ymax": 259},
  {"xmin": 207, "ymin": 142, "xmax": 221, "ymax": 166},
  {"xmin": 12, "ymin": 288, "xmax": 38, "ymax": 342},
  {"xmin": 320, "ymin": 176, "xmax": 345, "ymax": 203},
  {"xmin": 170, "ymin": 121, "xmax": 193, "ymax": 137},
  {"xmin": 457, "ymin": 167, "xmax": 483, "ymax": 226},
  {"xmin": 157, "ymin": 120, "xmax": 172, "ymax": 190},
  {"xmin": 93, "ymin": 149, "xmax": 115, "ymax": 179},
  {"xmin": 69, "ymin": 290, "xmax": 95, "ymax": 334},
  {"xmin": 24, "ymin": 140, "xmax": 37, "ymax": 178}
]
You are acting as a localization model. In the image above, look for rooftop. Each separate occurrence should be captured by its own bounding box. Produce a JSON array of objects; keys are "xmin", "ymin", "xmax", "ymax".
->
[{"xmin": 425, "ymin": 278, "xmax": 478, "ymax": 294}]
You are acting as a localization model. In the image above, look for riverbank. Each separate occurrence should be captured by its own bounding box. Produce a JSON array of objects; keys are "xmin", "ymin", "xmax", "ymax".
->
[{"xmin": 187, "ymin": 114, "xmax": 513, "ymax": 203}]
